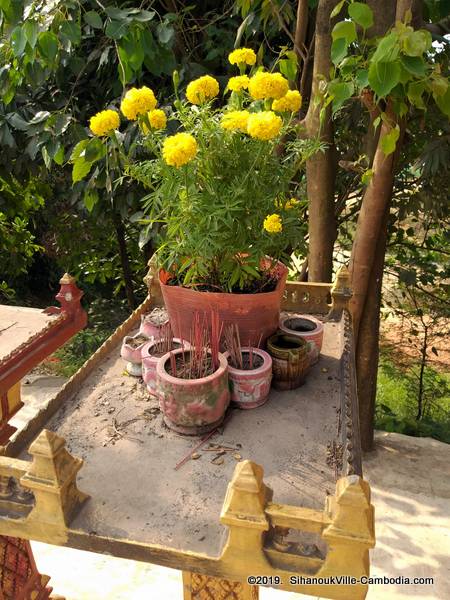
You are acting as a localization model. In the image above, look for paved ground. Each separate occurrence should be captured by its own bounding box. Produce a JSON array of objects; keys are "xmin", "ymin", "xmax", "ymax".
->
[{"xmin": 30, "ymin": 431, "xmax": 450, "ymax": 600}]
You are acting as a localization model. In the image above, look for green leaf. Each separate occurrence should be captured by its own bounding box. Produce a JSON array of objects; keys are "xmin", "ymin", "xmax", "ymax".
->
[
  {"xmin": 37, "ymin": 31, "xmax": 59, "ymax": 63},
  {"xmin": 278, "ymin": 56, "xmax": 297, "ymax": 83},
  {"xmin": 434, "ymin": 86, "xmax": 450, "ymax": 117},
  {"xmin": 402, "ymin": 30, "xmax": 432, "ymax": 57},
  {"xmin": 7, "ymin": 113, "xmax": 29, "ymax": 131},
  {"xmin": 407, "ymin": 81, "xmax": 426, "ymax": 109},
  {"xmin": 157, "ymin": 23, "xmax": 174, "ymax": 45},
  {"xmin": 355, "ymin": 68, "xmax": 369, "ymax": 88},
  {"xmin": 430, "ymin": 75, "xmax": 448, "ymax": 98},
  {"xmin": 331, "ymin": 37, "xmax": 348, "ymax": 65},
  {"xmin": 105, "ymin": 6, "xmax": 131, "ymax": 20},
  {"xmin": 105, "ymin": 20, "xmax": 128, "ymax": 40},
  {"xmin": 28, "ymin": 111, "xmax": 50, "ymax": 124},
  {"xmin": 371, "ymin": 32, "xmax": 399, "ymax": 63},
  {"xmin": 368, "ymin": 61, "xmax": 401, "ymax": 97},
  {"xmin": 84, "ymin": 10, "xmax": 103, "ymax": 29},
  {"xmin": 330, "ymin": 0, "xmax": 345, "ymax": 18},
  {"xmin": 11, "ymin": 27, "xmax": 26, "ymax": 57},
  {"xmin": 328, "ymin": 81, "xmax": 354, "ymax": 112},
  {"xmin": 331, "ymin": 20, "xmax": 357, "ymax": 44},
  {"xmin": 72, "ymin": 157, "xmax": 93, "ymax": 183},
  {"xmin": 132, "ymin": 10, "xmax": 156, "ymax": 22},
  {"xmin": 70, "ymin": 139, "xmax": 90, "ymax": 161},
  {"xmin": 84, "ymin": 189, "xmax": 99, "ymax": 212},
  {"xmin": 84, "ymin": 138, "xmax": 106, "ymax": 162},
  {"xmin": 361, "ymin": 168, "xmax": 374, "ymax": 185},
  {"xmin": 348, "ymin": 2, "xmax": 374, "ymax": 29},
  {"xmin": 53, "ymin": 145, "xmax": 65, "ymax": 165},
  {"xmin": 59, "ymin": 21, "xmax": 81, "ymax": 46},
  {"xmin": 381, "ymin": 124, "xmax": 400, "ymax": 156},
  {"xmin": 23, "ymin": 20, "xmax": 38, "ymax": 48},
  {"xmin": 401, "ymin": 55, "xmax": 427, "ymax": 77}
]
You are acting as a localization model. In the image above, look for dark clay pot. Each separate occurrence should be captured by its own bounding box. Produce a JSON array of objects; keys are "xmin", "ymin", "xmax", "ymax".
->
[{"xmin": 267, "ymin": 333, "xmax": 311, "ymax": 391}]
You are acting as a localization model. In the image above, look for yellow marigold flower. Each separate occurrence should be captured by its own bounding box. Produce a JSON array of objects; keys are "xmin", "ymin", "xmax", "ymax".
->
[
  {"xmin": 186, "ymin": 75, "xmax": 219, "ymax": 105},
  {"xmin": 220, "ymin": 110, "xmax": 250, "ymax": 132},
  {"xmin": 247, "ymin": 111, "xmax": 282, "ymax": 141},
  {"xmin": 248, "ymin": 72, "xmax": 289, "ymax": 100},
  {"xmin": 285, "ymin": 198, "xmax": 300, "ymax": 210},
  {"xmin": 162, "ymin": 132, "xmax": 198, "ymax": 168},
  {"xmin": 228, "ymin": 48, "xmax": 256, "ymax": 66},
  {"xmin": 272, "ymin": 90, "xmax": 302, "ymax": 113},
  {"xmin": 228, "ymin": 75, "xmax": 250, "ymax": 92},
  {"xmin": 264, "ymin": 213, "xmax": 282, "ymax": 234},
  {"xmin": 121, "ymin": 86, "xmax": 157, "ymax": 120},
  {"xmin": 148, "ymin": 109, "xmax": 167, "ymax": 130},
  {"xmin": 89, "ymin": 109, "xmax": 120, "ymax": 136}
]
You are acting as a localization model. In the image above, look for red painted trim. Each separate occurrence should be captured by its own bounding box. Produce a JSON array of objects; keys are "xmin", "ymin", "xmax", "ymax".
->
[{"xmin": 0, "ymin": 311, "xmax": 87, "ymax": 394}]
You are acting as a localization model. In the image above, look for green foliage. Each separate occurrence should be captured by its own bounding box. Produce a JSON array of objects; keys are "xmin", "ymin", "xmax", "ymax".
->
[{"xmin": 376, "ymin": 357, "xmax": 450, "ymax": 443}]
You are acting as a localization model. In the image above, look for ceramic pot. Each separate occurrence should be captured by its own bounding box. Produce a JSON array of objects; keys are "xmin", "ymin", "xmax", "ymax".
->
[
  {"xmin": 159, "ymin": 259, "xmax": 287, "ymax": 347},
  {"xmin": 141, "ymin": 338, "xmax": 189, "ymax": 395},
  {"xmin": 279, "ymin": 314, "xmax": 324, "ymax": 365},
  {"xmin": 120, "ymin": 332, "xmax": 149, "ymax": 376},
  {"xmin": 156, "ymin": 348, "xmax": 230, "ymax": 435},
  {"xmin": 224, "ymin": 348, "xmax": 272, "ymax": 409},
  {"xmin": 267, "ymin": 333, "xmax": 311, "ymax": 391},
  {"xmin": 139, "ymin": 308, "xmax": 169, "ymax": 339}
]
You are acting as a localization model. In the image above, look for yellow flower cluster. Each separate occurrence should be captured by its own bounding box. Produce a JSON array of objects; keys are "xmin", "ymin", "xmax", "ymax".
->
[
  {"xmin": 220, "ymin": 110, "xmax": 250, "ymax": 132},
  {"xmin": 228, "ymin": 48, "xmax": 256, "ymax": 66},
  {"xmin": 285, "ymin": 198, "xmax": 300, "ymax": 210},
  {"xmin": 228, "ymin": 75, "xmax": 250, "ymax": 92},
  {"xmin": 162, "ymin": 132, "xmax": 198, "ymax": 168},
  {"xmin": 186, "ymin": 75, "xmax": 219, "ymax": 105},
  {"xmin": 249, "ymin": 72, "xmax": 289, "ymax": 100},
  {"xmin": 121, "ymin": 87, "xmax": 157, "ymax": 120},
  {"xmin": 264, "ymin": 214, "xmax": 282, "ymax": 234},
  {"xmin": 247, "ymin": 111, "xmax": 282, "ymax": 140},
  {"xmin": 89, "ymin": 109, "xmax": 120, "ymax": 136},
  {"xmin": 272, "ymin": 90, "xmax": 302, "ymax": 113}
]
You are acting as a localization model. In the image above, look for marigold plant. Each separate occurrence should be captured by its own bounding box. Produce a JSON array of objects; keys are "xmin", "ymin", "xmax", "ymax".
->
[{"xmin": 80, "ymin": 50, "xmax": 324, "ymax": 292}]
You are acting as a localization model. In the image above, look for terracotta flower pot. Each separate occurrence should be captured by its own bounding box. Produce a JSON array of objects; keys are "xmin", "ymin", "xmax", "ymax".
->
[
  {"xmin": 279, "ymin": 314, "xmax": 324, "ymax": 365},
  {"xmin": 159, "ymin": 259, "xmax": 288, "ymax": 347},
  {"xmin": 267, "ymin": 333, "xmax": 311, "ymax": 391},
  {"xmin": 141, "ymin": 338, "xmax": 189, "ymax": 395},
  {"xmin": 156, "ymin": 348, "xmax": 230, "ymax": 435},
  {"xmin": 139, "ymin": 308, "xmax": 169, "ymax": 339},
  {"xmin": 224, "ymin": 348, "xmax": 272, "ymax": 409},
  {"xmin": 120, "ymin": 333, "xmax": 149, "ymax": 376}
]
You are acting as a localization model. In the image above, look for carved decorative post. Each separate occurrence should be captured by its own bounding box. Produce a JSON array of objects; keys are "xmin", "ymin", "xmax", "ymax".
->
[
  {"xmin": 54, "ymin": 273, "xmax": 84, "ymax": 317},
  {"xmin": 327, "ymin": 265, "xmax": 352, "ymax": 321}
]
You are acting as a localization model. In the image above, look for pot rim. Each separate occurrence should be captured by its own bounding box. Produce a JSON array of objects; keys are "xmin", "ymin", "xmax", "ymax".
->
[
  {"xmin": 280, "ymin": 313, "xmax": 324, "ymax": 331},
  {"xmin": 141, "ymin": 337, "xmax": 188, "ymax": 360},
  {"xmin": 224, "ymin": 347, "xmax": 272, "ymax": 375},
  {"xmin": 159, "ymin": 259, "xmax": 288, "ymax": 297},
  {"xmin": 122, "ymin": 332, "xmax": 150, "ymax": 350},
  {"xmin": 156, "ymin": 347, "xmax": 228, "ymax": 384}
]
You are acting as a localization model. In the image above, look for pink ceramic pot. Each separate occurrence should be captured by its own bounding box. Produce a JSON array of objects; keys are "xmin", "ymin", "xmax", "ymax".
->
[
  {"xmin": 141, "ymin": 338, "xmax": 189, "ymax": 395},
  {"xmin": 120, "ymin": 332, "xmax": 149, "ymax": 376},
  {"xmin": 279, "ymin": 314, "xmax": 324, "ymax": 365},
  {"xmin": 224, "ymin": 348, "xmax": 272, "ymax": 409},
  {"xmin": 139, "ymin": 310, "xmax": 169, "ymax": 339},
  {"xmin": 156, "ymin": 348, "xmax": 230, "ymax": 435}
]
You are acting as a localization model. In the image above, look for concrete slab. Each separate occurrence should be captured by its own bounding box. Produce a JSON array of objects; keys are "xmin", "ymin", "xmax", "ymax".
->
[
  {"xmin": 0, "ymin": 305, "xmax": 58, "ymax": 362},
  {"xmin": 31, "ymin": 431, "xmax": 450, "ymax": 600}
]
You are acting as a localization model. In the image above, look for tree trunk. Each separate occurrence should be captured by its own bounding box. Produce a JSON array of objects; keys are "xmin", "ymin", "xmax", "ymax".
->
[
  {"xmin": 348, "ymin": 113, "xmax": 399, "ymax": 339},
  {"xmin": 112, "ymin": 210, "xmax": 136, "ymax": 310},
  {"xmin": 305, "ymin": 0, "xmax": 338, "ymax": 283},
  {"xmin": 356, "ymin": 207, "xmax": 390, "ymax": 451}
]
